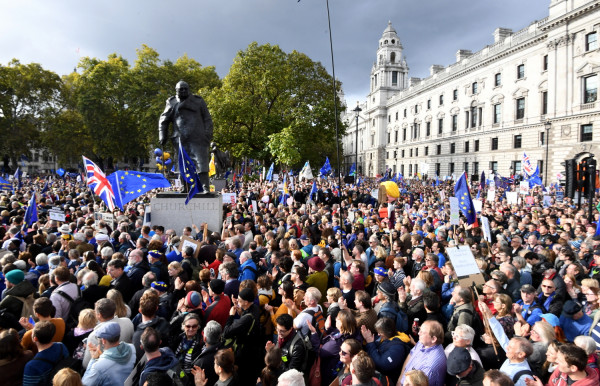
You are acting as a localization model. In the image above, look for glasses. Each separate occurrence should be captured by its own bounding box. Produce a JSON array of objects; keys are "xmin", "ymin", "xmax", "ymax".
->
[
  {"xmin": 340, "ymin": 349, "xmax": 348, "ymax": 356},
  {"xmin": 584, "ymin": 293, "xmax": 596, "ymax": 296},
  {"xmin": 541, "ymin": 285, "xmax": 555, "ymax": 289},
  {"xmin": 276, "ymin": 328, "xmax": 290, "ymax": 334},
  {"xmin": 184, "ymin": 324, "xmax": 199, "ymax": 329}
]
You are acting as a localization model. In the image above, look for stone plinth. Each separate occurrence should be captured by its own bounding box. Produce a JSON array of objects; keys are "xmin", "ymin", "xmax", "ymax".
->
[{"xmin": 151, "ymin": 193, "xmax": 223, "ymax": 234}]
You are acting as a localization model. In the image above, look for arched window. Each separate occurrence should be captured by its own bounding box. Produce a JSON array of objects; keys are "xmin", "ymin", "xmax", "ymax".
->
[{"xmin": 390, "ymin": 52, "xmax": 396, "ymax": 63}]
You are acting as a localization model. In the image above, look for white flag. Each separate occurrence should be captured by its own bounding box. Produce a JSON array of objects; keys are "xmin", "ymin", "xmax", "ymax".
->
[{"xmin": 299, "ymin": 161, "xmax": 313, "ymax": 180}]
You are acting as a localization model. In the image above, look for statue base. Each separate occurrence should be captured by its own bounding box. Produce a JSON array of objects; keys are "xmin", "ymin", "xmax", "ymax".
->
[{"xmin": 151, "ymin": 192, "xmax": 223, "ymax": 234}]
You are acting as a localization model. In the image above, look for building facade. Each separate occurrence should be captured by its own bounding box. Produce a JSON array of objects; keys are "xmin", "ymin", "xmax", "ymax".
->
[{"xmin": 342, "ymin": 0, "xmax": 600, "ymax": 183}]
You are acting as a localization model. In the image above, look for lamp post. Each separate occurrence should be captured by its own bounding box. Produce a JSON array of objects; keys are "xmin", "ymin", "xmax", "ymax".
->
[
  {"xmin": 544, "ymin": 120, "xmax": 551, "ymax": 187},
  {"xmin": 353, "ymin": 103, "xmax": 362, "ymax": 178}
]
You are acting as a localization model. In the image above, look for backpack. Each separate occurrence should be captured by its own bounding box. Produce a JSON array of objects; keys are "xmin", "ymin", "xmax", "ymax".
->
[
  {"xmin": 286, "ymin": 331, "xmax": 309, "ymax": 372},
  {"xmin": 34, "ymin": 347, "xmax": 79, "ymax": 384},
  {"xmin": 304, "ymin": 309, "xmax": 326, "ymax": 336},
  {"xmin": 56, "ymin": 287, "xmax": 92, "ymax": 330},
  {"xmin": 451, "ymin": 308, "xmax": 485, "ymax": 336},
  {"xmin": 379, "ymin": 303, "xmax": 409, "ymax": 334},
  {"xmin": 524, "ymin": 302, "xmax": 547, "ymax": 316},
  {"xmin": 13, "ymin": 293, "xmax": 36, "ymax": 319},
  {"xmin": 512, "ymin": 369, "xmax": 534, "ymax": 384}
]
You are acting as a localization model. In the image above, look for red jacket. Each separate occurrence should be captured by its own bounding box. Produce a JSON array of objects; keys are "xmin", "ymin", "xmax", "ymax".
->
[
  {"xmin": 204, "ymin": 294, "xmax": 232, "ymax": 329},
  {"xmin": 547, "ymin": 367, "xmax": 599, "ymax": 386}
]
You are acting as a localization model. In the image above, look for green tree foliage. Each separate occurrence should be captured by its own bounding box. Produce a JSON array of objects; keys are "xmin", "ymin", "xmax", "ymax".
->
[
  {"xmin": 0, "ymin": 59, "xmax": 62, "ymax": 166},
  {"xmin": 207, "ymin": 42, "xmax": 346, "ymax": 168}
]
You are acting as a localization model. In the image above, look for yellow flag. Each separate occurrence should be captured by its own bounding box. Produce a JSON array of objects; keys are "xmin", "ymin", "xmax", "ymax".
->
[{"xmin": 209, "ymin": 154, "xmax": 216, "ymax": 177}]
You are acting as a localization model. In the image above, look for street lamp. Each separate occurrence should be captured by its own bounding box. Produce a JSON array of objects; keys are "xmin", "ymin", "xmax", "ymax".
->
[
  {"xmin": 544, "ymin": 120, "xmax": 551, "ymax": 186},
  {"xmin": 353, "ymin": 102, "xmax": 362, "ymax": 179}
]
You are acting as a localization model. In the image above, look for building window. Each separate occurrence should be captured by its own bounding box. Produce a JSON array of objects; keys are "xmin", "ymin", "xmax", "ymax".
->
[
  {"xmin": 401, "ymin": 150, "xmax": 405, "ymax": 157},
  {"xmin": 371, "ymin": 134, "xmax": 375, "ymax": 146},
  {"xmin": 414, "ymin": 104, "xmax": 419, "ymax": 114},
  {"xmin": 490, "ymin": 161, "xmax": 498, "ymax": 173},
  {"xmin": 410, "ymin": 149, "xmax": 413, "ymax": 157},
  {"xmin": 472, "ymin": 82, "xmax": 478, "ymax": 94},
  {"xmin": 425, "ymin": 146, "xmax": 429, "ymax": 156},
  {"xmin": 581, "ymin": 124, "xmax": 593, "ymax": 142},
  {"xmin": 404, "ymin": 109, "xmax": 407, "ymax": 118},
  {"xmin": 512, "ymin": 161, "xmax": 522, "ymax": 174},
  {"xmin": 426, "ymin": 122, "xmax": 431, "ymax": 137},
  {"xmin": 409, "ymin": 164, "xmax": 412, "ymax": 175},
  {"xmin": 495, "ymin": 73, "xmax": 501, "ymax": 87},
  {"xmin": 374, "ymin": 74, "xmax": 378, "ymax": 86},
  {"xmin": 403, "ymin": 128, "xmax": 407, "ymax": 141},
  {"xmin": 491, "ymin": 137, "xmax": 499, "ymax": 150},
  {"xmin": 514, "ymin": 134, "xmax": 522, "ymax": 148},
  {"xmin": 436, "ymin": 144, "xmax": 442, "ymax": 155},
  {"xmin": 449, "ymin": 163, "xmax": 455, "ymax": 174},
  {"xmin": 435, "ymin": 163, "xmax": 440, "ymax": 176},
  {"xmin": 450, "ymin": 143, "xmax": 455, "ymax": 154},
  {"xmin": 478, "ymin": 107, "xmax": 482, "ymax": 126},
  {"xmin": 464, "ymin": 141, "xmax": 470, "ymax": 153},
  {"xmin": 542, "ymin": 91, "xmax": 548, "ymax": 115},
  {"xmin": 465, "ymin": 111, "xmax": 470, "ymax": 128},
  {"xmin": 453, "ymin": 89, "xmax": 458, "ymax": 101},
  {"xmin": 395, "ymin": 131, "xmax": 398, "ymax": 142},
  {"xmin": 584, "ymin": 75, "xmax": 597, "ymax": 103},
  {"xmin": 540, "ymin": 131, "xmax": 545, "ymax": 146},
  {"xmin": 427, "ymin": 99, "xmax": 431, "ymax": 109},
  {"xmin": 386, "ymin": 152, "xmax": 389, "ymax": 159},
  {"xmin": 464, "ymin": 162, "xmax": 469, "ymax": 174},
  {"xmin": 393, "ymin": 151, "xmax": 397, "ymax": 158},
  {"xmin": 474, "ymin": 140, "xmax": 479, "ymax": 152},
  {"xmin": 395, "ymin": 112, "xmax": 398, "ymax": 120},
  {"xmin": 471, "ymin": 106, "xmax": 478, "ymax": 127},
  {"xmin": 543, "ymin": 55, "xmax": 548, "ymax": 71},
  {"xmin": 538, "ymin": 160, "xmax": 544, "ymax": 175},
  {"xmin": 392, "ymin": 71, "xmax": 398, "ymax": 86},
  {"xmin": 586, "ymin": 32, "xmax": 598, "ymax": 51},
  {"xmin": 473, "ymin": 162, "xmax": 479, "ymax": 175},
  {"xmin": 400, "ymin": 164, "xmax": 404, "ymax": 175},
  {"xmin": 415, "ymin": 148, "xmax": 419, "ymax": 157},
  {"xmin": 438, "ymin": 118, "xmax": 443, "ymax": 134},
  {"xmin": 517, "ymin": 64, "xmax": 525, "ymax": 79},
  {"xmin": 388, "ymin": 115, "xmax": 391, "ymax": 123},
  {"xmin": 439, "ymin": 94, "xmax": 444, "ymax": 105},
  {"xmin": 493, "ymin": 104, "xmax": 501, "ymax": 124},
  {"xmin": 387, "ymin": 132, "xmax": 391, "ymax": 143},
  {"xmin": 516, "ymin": 98, "xmax": 525, "ymax": 120},
  {"xmin": 452, "ymin": 115, "xmax": 458, "ymax": 131}
]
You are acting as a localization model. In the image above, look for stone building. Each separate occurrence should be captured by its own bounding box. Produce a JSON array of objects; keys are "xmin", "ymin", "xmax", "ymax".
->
[{"xmin": 342, "ymin": 0, "xmax": 600, "ymax": 184}]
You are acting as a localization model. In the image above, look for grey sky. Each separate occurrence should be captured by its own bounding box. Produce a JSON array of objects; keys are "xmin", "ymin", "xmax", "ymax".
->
[{"xmin": 1, "ymin": 0, "xmax": 549, "ymax": 107}]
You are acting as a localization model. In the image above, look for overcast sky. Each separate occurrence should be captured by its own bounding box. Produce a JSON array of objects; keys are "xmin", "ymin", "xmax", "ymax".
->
[{"xmin": 1, "ymin": 0, "xmax": 549, "ymax": 107}]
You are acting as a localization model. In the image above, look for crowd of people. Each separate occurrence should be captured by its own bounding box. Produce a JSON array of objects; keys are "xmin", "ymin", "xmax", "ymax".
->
[{"xmin": 1, "ymin": 174, "xmax": 600, "ymax": 386}]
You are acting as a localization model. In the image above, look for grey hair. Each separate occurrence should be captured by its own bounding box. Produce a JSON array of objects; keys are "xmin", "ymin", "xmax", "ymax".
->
[
  {"xmin": 101, "ymin": 246, "xmax": 114, "ymax": 258},
  {"xmin": 574, "ymin": 335, "xmax": 597, "ymax": 355},
  {"xmin": 411, "ymin": 278, "xmax": 426, "ymax": 293},
  {"xmin": 35, "ymin": 253, "xmax": 48, "ymax": 266},
  {"xmin": 454, "ymin": 325, "xmax": 475, "ymax": 344},
  {"xmin": 278, "ymin": 369, "xmax": 305, "ymax": 386},
  {"xmin": 82, "ymin": 271, "xmax": 99, "ymax": 287},
  {"xmin": 74, "ymin": 233, "xmax": 86, "ymax": 242},
  {"xmin": 203, "ymin": 320, "xmax": 222, "ymax": 345}
]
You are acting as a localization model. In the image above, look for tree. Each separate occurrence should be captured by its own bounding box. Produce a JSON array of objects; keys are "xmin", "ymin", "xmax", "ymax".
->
[
  {"xmin": 207, "ymin": 42, "xmax": 346, "ymax": 168},
  {"xmin": 0, "ymin": 59, "xmax": 62, "ymax": 169}
]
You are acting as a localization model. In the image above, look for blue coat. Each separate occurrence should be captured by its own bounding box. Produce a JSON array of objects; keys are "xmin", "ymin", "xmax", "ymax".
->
[
  {"xmin": 365, "ymin": 335, "xmax": 408, "ymax": 385},
  {"xmin": 239, "ymin": 259, "xmax": 258, "ymax": 282}
]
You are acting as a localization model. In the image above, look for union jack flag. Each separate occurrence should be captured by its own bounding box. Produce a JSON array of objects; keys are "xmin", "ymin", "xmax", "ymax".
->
[
  {"xmin": 522, "ymin": 152, "xmax": 535, "ymax": 176},
  {"xmin": 82, "ymin": 156, "xmax": 116, "ymax": 211}
]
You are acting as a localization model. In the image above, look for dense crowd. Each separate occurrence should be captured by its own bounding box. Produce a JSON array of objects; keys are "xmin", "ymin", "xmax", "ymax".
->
[{"xmin": 1, "ymin": 175, "xmax": 600, "ymax": 386}]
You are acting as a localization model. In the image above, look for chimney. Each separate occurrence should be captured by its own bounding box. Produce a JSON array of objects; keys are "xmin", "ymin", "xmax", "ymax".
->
[
  {"xmin": 493, "ymin": 28, "xmax": 513, "ymax": 43},
  {"xmin": 456, "ymin": 50, "xmax": 473, "ymax": 62},
  {"xmin": 409, "ymin": 77, "xmax": 421, "ymax": 86},
  {"xmin": 430, "ymin": 65, "xmax": 445, "ymax": 76}
]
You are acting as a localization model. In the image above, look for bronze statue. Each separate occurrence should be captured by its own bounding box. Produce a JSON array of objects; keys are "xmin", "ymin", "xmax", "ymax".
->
[{"xmin": 159, "ymin": 80, "xmax": 213, "ymax": 192}]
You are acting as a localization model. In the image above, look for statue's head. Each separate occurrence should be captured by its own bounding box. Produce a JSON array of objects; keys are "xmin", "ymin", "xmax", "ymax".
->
[{"xmin": 176, "ymin": 80, "xmax": 190, "ymax": 100}]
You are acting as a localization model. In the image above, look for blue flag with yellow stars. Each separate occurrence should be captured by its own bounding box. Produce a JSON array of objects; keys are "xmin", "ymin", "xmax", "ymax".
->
[
  {"xmin": 107, "ymin": 171, "xmax": 171, "ymax": 210},
  {"xmin": 0, "ymin": 175, "xmax": 11, "ymax": 191},
  {"xmin": 178, "ymin": 139, "xmax": 202, "ymax": 204},
  {"xmin": 454, "ymin": 172, "xmax": 477, "ymax": 225}
]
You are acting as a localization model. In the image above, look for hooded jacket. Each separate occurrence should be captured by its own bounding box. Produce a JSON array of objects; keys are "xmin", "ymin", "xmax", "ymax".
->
[
  {"xmin": 82, "ymin": 342, "xmax": 136, "ymax": 386},
  {"xmin": 0, "ymin": 278, "xmax": 36, "ymax": 318},
  {"xmin": 547, "ymin": 367, "xmax": 599, "ymax": 386},
  {"xmin": 139, "ymin": 347, "xmax": 179, "ymax": 386},
  {"xmin": 132, "ymin": 317, "xmax": 170, "ymax": 360},
  {"xmin": 365, "ymin": 333, "xmax": 408, "ymax": 385}
]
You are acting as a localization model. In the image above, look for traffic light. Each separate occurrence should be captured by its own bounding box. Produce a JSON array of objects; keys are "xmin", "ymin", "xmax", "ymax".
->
[{"xmin": 565, "ymin": 159, "xmax": 576, "ymax": 198}]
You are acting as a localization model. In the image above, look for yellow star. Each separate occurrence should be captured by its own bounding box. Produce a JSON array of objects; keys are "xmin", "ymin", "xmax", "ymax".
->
[
  {"xmin": 142, "ymin": 179, "xmax": 146, "ymax": 182},
  {"xmin": 142, "ymin": 185, "xmax": 146, "ymax": 188},
  {"xmin": 137, "ymin": 174, "xmax": 141, "ymax": 178},
  {"xmin": 137, "ymin": 189, "xmax": 141, "ymax": 193},
  {"xmin": 125, "ymin": 172, "xmax": 129, "ymax": 175},
  {"xmin": 120, "ymin": 176, "xmax": 124, "ymax": 180}
]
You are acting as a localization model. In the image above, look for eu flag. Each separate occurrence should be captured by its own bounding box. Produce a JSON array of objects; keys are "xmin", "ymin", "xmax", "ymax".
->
[
  {"xmin": 320, "ymin": 157, "xmax": 332, "ymax": 177},
  {"xmin": 266, "ymin": 163, "xmax": 274, "ymax": 182},
  {"xmin": 0, "ymin": 176, "xmax": 11, "ymax": 191},
  {"xmin": 178, "ymin": 138, "xmax": 202, "ymax": 204},
  {"xmin": 454, "ymin": 172, "xmax": 477, "ymax": 224},
  {"xmin": 348, "ymin": 163, "xmax": 356, "ymax": 177},
  {"xmin": 24, "ymin": 192, "xmax": 38, "ymax": 228},
  {"xmin": 107, "ymin": 171, "xmax": 171, "ymax": 210},
  {"xmin": 309, "ymin": 180, "xmax": 317, "ymax": 201}
]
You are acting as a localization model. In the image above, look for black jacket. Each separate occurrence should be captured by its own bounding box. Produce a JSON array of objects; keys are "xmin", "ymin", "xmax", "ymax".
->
[
  {"xmin": 278, "ymin": 330, "xmax": 307, "ymax": 373},
  {"xmin": 192, "ymin": 344, "xmax": 220, "ymax": 386}
]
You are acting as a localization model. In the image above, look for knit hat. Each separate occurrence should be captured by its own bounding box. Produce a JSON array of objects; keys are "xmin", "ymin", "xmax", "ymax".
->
[
  {"xmin": 5, "ymin": 269, "xmax": 24, "ymax": 285},
  {"xmin": 209, "ymin": 279, "xmax": 225, "ymax": 294},
  {"xmin": 378, "ymin": 281, "xmax": 396, "ymax": 297},
  {"xmin": 148, "ymin": 250, "xmax": 162, "ymax": 259},
  {"xmin": 307, "ymin": 256, "xmax": 325, "ymax": 272},
  {"xmin": 186, "ymin": 291, "xmax": 202, "ymax": 308},
  {"xmin": 239, "ymin": 288, "xmax": 255, "ymax": 302}
]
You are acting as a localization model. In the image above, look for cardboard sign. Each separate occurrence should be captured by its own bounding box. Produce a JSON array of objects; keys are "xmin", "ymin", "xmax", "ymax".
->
[
  {"xmin": 542, "ymin": 195, "xmax": 552, "ymax": 207},
  {"xmin": 440, "ymin": 190, "xmax": 445, "ymax": 202},
  {"xmin": 143, "ymin": 205, "xmax": 151, "ymax": 227},
  {"xmin": 449, "ymin": 197, "xmax": 460, "ymax": 225},
  {"xmin": 222, "ymin": 193, "xmax": 237, "ymax": 205},
  {"xmin": 556, "ymin": 191, "xmax": 564, "ymax": 203},
  {"xmin": 179, "ymin": 235, "xmax": 202, "ymax": 258},
  {"xmin": 48, "ymin": 210, "xmax": 65, "ymax": 222},
  {"xmin": 519, "ymin": 181, "xmax": 529, "ymax": 195},
  {"xmin": 447, "ymin": 246, "xmax": 485, "ymax": 288},
  {"xmin": 481, "ymin": 216, "xmax": 492, "ymax": 242},
  {"xmin": 506, "ymin": 192, "xmax": 518, "ymax": 205},
  {"xmin": 487, "ymin": 189, "xmax": 495, "ymax": 202},
  {"xmin": 525, "ymin": 196, "xmax": 534, "ymax": 206},
  {"xmin": 251, "ymin": 200, "xmax": 258, "ymax": 213},
  {"xmin": 472, "ymin": 199, "xmax": 482, "ymax": 213}
]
